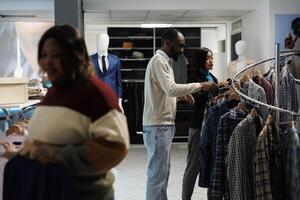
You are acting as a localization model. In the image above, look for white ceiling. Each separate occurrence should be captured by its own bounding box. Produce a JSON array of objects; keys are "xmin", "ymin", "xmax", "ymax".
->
[{"xmin": 0, "ymin": 0, "xmax": 258, "ymax": 23}]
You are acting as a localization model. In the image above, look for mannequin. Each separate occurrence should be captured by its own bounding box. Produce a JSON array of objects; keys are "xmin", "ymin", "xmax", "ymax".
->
[
  {"xmin": 227, "ymin": 40, "xmax": 255, "ymax": 79},
  {"xmin": 91, "ymin": 33, "xmax": 123, "ymax": 112}
]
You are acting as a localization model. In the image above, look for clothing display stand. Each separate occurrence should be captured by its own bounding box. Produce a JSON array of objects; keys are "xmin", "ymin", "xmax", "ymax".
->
[{"xmin": 232, "ymin": 43, "xmax": 300, "ymax": 120}]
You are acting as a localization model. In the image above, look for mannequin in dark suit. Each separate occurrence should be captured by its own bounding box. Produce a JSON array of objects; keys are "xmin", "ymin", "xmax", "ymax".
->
[{"xmin": 91, "ymin": 33, "xmax": 123, "ymax": 111}]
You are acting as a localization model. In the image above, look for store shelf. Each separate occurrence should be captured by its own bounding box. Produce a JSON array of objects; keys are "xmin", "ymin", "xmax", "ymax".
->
[
  {"xmin": 108, "ymin": 47, "xmax": 153, "ymax": 50},
  {"xmin": 121, "ymin": 69, "xmax": 146, "ymax": 71},
  {"xmin": 156, "ymin": 36, "xmax": 201, "ymax": 39},
  {"xmin": 110, "ymin": 36, "xmax": 153, "ymax": 40},
  {"xmin": 120, "ymin": 58, "xmax": 151, "ymax": 61},
  {"xmin": 122, "ymin": 79, "xmax": 144, "ymax": 83},
  {"xmin": 0, "ymin": 99, "xmax": 40, "ymax": 109}
]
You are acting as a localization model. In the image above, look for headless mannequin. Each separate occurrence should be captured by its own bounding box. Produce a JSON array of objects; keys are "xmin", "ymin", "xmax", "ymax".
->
[
  {"xmin": 96, "ymin": 33, "xmax": 123, "ymax": 112},
  {"xmin": 227, "ymin": 40, "xmax": 255, "ymax": 79}
]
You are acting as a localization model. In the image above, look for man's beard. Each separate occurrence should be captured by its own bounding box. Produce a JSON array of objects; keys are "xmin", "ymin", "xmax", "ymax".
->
[{"xmin": 170, "ymin": 47, "xmax": 181, "ymax": 61}]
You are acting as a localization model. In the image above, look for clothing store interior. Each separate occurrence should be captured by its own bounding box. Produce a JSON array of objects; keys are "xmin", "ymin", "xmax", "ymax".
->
[{"xmin": 0, "ymin": 0, "xmax": 300, "ymax": 200}]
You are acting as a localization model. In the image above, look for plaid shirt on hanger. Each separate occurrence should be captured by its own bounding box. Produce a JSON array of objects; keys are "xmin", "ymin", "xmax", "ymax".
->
[
  {"xmin": 281, "ymin": 127, "xmax": 300, "ymax": 200},
  {"xmin": 211, "ymin": 107, "xmax": 247, "ymax": 200},
  {"xmin": 254, "ymin": 125, "xmax": 273, "ymax": 200},
  {"xmin": 227, "ymin": 115, "xmax": 262, "ymax": 200}
]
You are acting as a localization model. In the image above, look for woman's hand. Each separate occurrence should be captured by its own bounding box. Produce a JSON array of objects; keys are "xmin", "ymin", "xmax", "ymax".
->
[
  {"xmin": 0, "ymin": 141, "xmax": 17, "ymax": 159},
  {"xmin": 201, "ymin": 82, "xmax": 217, "ymax": 91},
  {"xmin": 19, "ymin": 140, "xmax": 56, "ymax": 164}
]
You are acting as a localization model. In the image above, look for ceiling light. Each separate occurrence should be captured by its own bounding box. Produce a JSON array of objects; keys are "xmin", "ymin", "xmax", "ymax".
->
[{"xmin": 141, "ymin": 23, "xmax": 172, "ymax": 28}]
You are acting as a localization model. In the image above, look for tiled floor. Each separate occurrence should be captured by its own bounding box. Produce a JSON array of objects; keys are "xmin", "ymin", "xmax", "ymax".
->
[{"xmin": 114, "ymin": 143, "xmax": 208, "ymax": 200}]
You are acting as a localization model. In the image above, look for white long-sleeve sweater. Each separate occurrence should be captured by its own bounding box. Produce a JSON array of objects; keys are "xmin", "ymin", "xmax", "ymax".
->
[{"xmin": 143, "ymin": 50, "xmax": 202, "ymax": 126}]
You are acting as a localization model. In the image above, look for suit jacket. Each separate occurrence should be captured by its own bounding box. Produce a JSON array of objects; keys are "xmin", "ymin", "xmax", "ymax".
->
[{"xmin": 91, "ymin": 53, "xmax": 122, "ymax": 98}]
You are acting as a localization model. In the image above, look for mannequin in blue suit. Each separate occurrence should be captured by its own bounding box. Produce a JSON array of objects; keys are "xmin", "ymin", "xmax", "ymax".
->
[{"xmin": 91, "ymin": 33, "xmax": 123, "ymax": 111}]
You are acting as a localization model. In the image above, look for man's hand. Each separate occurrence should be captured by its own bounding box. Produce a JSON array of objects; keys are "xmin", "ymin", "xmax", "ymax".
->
[
  {"xmin": 217, "ymin": 80, "xmax": 228, "ymax": 88},
  {"xmin": 178, "ymin": 94, "xmax": 195, "ymax": 105},
  {"xmin": 200, "ymin": 82, "xmax": 217, "ymax": 91}
]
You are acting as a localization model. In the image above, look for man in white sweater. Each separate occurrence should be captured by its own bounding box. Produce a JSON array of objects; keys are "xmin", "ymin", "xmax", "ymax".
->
[{"xmin": 142, "ymin": 28, "xmax": 214, "ymax": 200}]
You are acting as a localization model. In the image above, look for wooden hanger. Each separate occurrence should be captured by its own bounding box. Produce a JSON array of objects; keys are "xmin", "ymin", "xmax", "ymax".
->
[
  {"xmin": 265, "ymin": 115, "xmax": 273, "ymax": 125},
  {"xmin": 254, "ymin": 70, "xmax": 262, "ymax": 78},
  {"xmin": 250, "ymin": 108, "xmax": 258, "ymax": 117},
  {"xmin": 240, "ymin": 74, "xmax": 251, "ymax": 85},
  {"xmin": 227, "ymin": 92, "xmax": 240, "ymax": 102},
  {"xmin": 288, "ymin": 120, "xmax": 295, "ymax": 129},
  {"xmin": 237, "ymin": 102, "xmax": 246, "ymax": 111}
]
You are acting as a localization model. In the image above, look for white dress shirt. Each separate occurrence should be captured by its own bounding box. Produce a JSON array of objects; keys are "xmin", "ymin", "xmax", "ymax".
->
[{"xmin": 97, "ymin": 53, "xmax": 110, "ymax": 72}]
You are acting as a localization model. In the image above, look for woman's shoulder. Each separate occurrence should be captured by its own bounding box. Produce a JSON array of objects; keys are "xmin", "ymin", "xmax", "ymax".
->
[{"xmin": 189, "ymin": 71, "xmax": 206, "ymax": 82}]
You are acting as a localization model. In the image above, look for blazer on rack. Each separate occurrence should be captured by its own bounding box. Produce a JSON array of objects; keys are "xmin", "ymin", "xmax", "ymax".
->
[{"xmin": 91, "ymin": 53, "xmax": 122, "ymax": 98}]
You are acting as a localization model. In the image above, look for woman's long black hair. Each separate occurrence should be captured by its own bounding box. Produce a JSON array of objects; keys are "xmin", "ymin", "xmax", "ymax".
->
[{"xmin": 191, "ymin": 47, "xmax": 212, "ymax": 69}]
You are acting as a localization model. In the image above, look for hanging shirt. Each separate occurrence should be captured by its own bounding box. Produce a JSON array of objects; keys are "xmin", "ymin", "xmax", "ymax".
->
[
  {"xmin": 279, "ymin": 66, "xmax": 299, "ymax": 122},
  {"xmin": 281, "ymin": 127, "xmax": 300, "ymax": 200},
  {"xmin": 211, "ymin": 107, "xmax": 247, "ymax": 200},
  {"xmin": 254, "ymin": 125, "xmax": 273, "ymax": 200},
  {"xmin": 253, "ymin": 76, "xmax": 274, "ymax": 105},
  {"xmin": 172, "ymin": 54, "xmax": 188, "ymax": 84},
  {"xmin": 227, "ymin": 114, "xmax": 263, "ymax": 200},
  {"xmin": 242, "ymin": 79, "xmax": 268, "ymax": 119},
  {"xmin": 199, "ymin": 100, "xmax": 230, "ymax": 187}
]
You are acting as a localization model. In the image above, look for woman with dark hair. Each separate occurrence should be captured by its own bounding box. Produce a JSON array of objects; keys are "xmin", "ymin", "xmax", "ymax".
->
[
  {"xmin": 182, "ymin": 48, "xmax": 227, "ymax": 200},
  {"xmin": 4, "ymin": 24, "xmax": 129, "ymax": 200}
]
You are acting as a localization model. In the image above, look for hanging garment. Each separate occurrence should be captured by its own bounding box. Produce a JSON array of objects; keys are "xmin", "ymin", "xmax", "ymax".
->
[
  {"xmin": 199, "ymin": 100, "xmax": 230, "ymax": 187},
  {"xmin": 172, "ymin": 54, "xmax": 188, "ymax": 84},
  {"xmin": 254, "ymin": 119, "xmax": 283, "ymax": 200},
  {"xmin": 254, "ymin": 126, "xmax": 273, "ymax": 200},
  {"xmin": 281, "ymin": 127, "xmax": 300, "ymax": 200},
  {"xmin": 253, "ymin": 76, "xmax": 274, "ymax": 105},
  {"xmin": 211, "ymin": 107, "xmax": 247, "ymax": 200},
  {"xmin": 227, "ymin": 115, "xmax": 263, "ymax": 200},
  {"xmin": 242, "ymin": 79, "xmax": 268, "ymax": 119},
  {"xmin": 279, "ymin": 66, "xmax": 298, "ymax": 122}
]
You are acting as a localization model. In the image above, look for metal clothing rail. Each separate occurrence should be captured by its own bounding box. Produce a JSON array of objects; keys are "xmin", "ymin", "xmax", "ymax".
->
[{"xmin": 232, "ymin": 45, "xmax": 300, "ymax": 117}]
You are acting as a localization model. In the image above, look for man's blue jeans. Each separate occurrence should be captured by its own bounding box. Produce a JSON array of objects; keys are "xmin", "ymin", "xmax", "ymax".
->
[{"xmin": 143, "ymin": 125, "xmax": 175, "ymax": 200}]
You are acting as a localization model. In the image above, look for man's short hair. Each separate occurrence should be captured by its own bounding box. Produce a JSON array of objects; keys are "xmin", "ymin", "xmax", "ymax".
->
[
  {"xmin": 161, "ymin": 28, "xmax": 180, "ymax": 46},
  {"xmin": 291, "ymin": 17, "xmax": 300, "ymax": 31}
]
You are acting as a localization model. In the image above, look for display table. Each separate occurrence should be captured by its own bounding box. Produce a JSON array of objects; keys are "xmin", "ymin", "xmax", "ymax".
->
[{"xmin": 0, "ymin": 99, "xmax": 40, "ymax": 109}]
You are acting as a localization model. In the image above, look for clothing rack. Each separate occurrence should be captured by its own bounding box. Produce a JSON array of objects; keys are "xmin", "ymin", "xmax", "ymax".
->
[
  {"xmin": 0, "ymin": 104, "xmax": 37, "ymax": 123},
  {"xmin": 232, "ymin": 44, "xmax": 300, "ymax": 120}
]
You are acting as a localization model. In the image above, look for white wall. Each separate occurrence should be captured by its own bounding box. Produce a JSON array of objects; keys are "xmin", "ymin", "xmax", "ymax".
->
[
  {"xmin": 240, "ymin": 0, "xmax": 300, "ymax": 73},
  {"xmin": 201, "ymin": 27, "xmax": 227, "ymax": 80},
  {"xmin": 201, "ymin": 28, "xmax": 217, "ymax": 52},
  {"xmin": 242, "ymin": 0, "xmax": 270, "ymax": 73},
  {"xmin": 85, "ymin": 24, "xmax": 107, "ymax": 55}
]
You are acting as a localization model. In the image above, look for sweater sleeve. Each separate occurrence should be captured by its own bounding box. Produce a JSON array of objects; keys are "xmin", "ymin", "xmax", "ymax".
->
[
  {"xmin": 53, "ymin": 110, "xmax": 130, "ymax": 176},
  {"xmin": 152, "ymin": 57, "xmax": 202, "ymax": 97}
]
